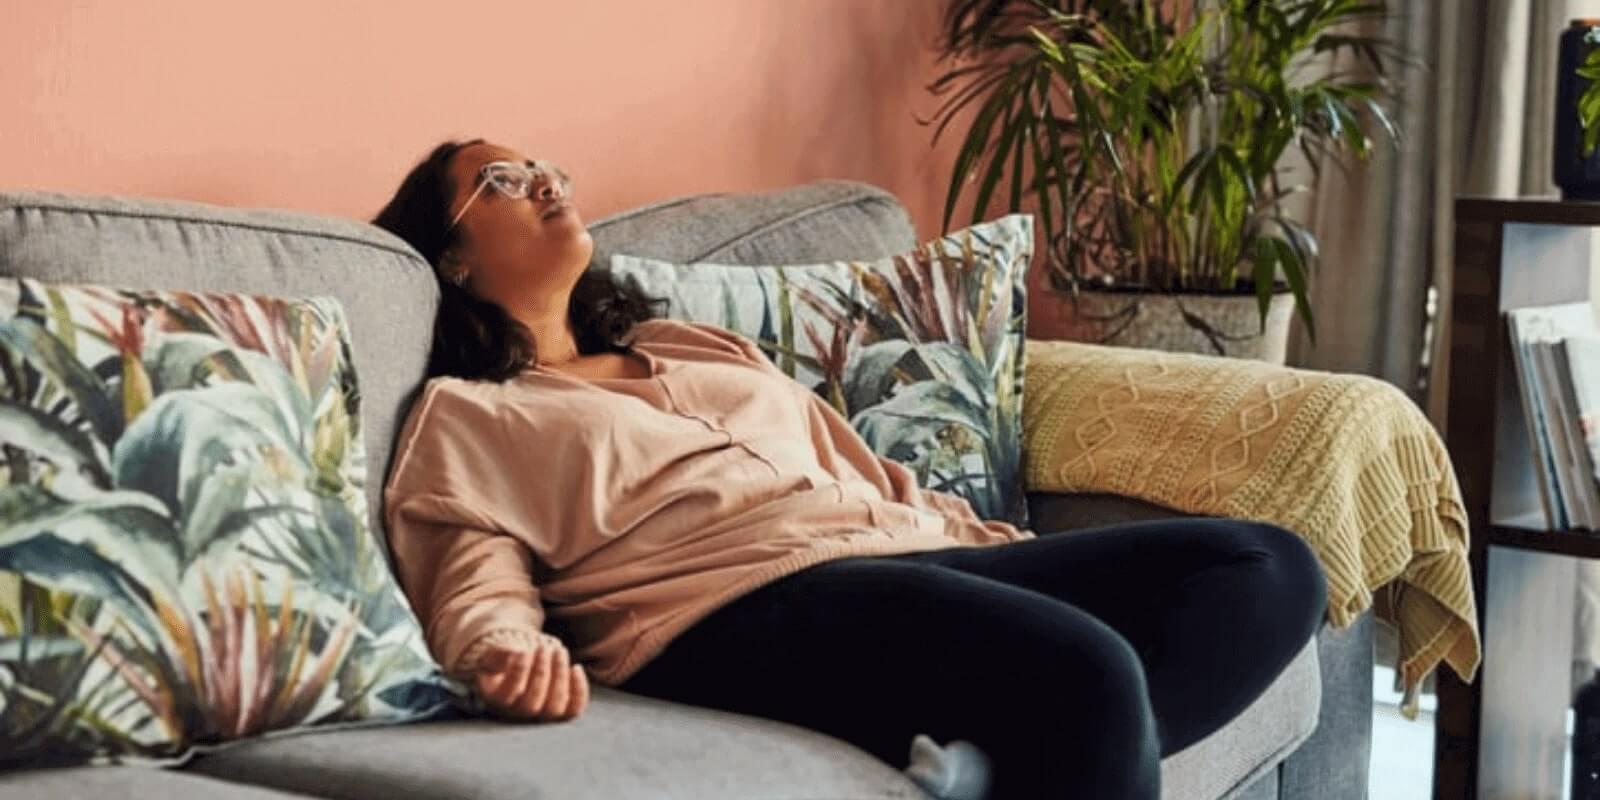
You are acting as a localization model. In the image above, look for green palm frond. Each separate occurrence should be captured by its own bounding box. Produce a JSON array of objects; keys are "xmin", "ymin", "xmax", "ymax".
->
[
  {"xmin": 930, "ymin": 0, "xmax": 1400, "ymax": 342},
  {"xmin": 1580, "ymin": 27, "xmax": 1600, "ymax": 156}
]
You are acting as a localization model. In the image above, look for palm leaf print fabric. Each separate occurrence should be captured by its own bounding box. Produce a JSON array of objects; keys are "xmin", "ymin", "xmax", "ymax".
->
[{"xmin": 0, "ymin": 280, "xmax": 457, "ymax": 767}]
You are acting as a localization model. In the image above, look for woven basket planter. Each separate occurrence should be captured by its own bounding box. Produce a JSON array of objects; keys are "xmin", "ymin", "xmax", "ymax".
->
[{"xmin": 1037, "ymin": 285, "xmax": 1295, "ymax": 365}]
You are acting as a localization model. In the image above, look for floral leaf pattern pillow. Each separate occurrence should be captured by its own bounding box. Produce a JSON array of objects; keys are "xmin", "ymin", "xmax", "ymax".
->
[
  {"xmin": 609, "ymin": 214, "xmax": 1033, "ymax": 525},
  {"xmin": 0, "ymin": 279, "xmax": 458, "ymax": 767}
]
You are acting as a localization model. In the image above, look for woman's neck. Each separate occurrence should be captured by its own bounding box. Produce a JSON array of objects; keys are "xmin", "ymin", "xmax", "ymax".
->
[{"xmin": 504, "ymin": 293, "xmax": 580, "ymax": 365}]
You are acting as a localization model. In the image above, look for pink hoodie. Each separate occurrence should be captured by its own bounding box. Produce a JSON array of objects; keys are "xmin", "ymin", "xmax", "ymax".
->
[{"xmin": 384, "ymin": 319, "xmax": 1033, "ymax": 686}]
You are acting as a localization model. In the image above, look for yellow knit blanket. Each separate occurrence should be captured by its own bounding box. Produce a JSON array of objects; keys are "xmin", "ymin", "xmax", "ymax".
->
[{"xmin": 1022, "ymin": 340, "xmax": 1481, "ymax": 710}]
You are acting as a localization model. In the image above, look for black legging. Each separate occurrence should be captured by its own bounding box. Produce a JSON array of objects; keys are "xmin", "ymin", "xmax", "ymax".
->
[{"xmin": 620, "ymin": 518, "xmax": 1328, "ymax": 800}]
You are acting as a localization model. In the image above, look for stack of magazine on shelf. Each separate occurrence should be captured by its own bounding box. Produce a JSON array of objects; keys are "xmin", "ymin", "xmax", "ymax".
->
[{"xmin": 1507, "ymin": 302, "xmax": 1600, "ymax": 531}]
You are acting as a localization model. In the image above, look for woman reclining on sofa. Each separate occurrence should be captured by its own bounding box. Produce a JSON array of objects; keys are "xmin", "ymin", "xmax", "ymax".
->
[{"xmin": 371, "ymin": 138, "xmax": 1328, "ymax": 800}]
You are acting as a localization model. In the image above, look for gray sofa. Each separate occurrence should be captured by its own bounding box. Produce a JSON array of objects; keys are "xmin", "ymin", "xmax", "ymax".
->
[{"xmin": 0, "ymin": 182, "xmax": 1371, "ymax": 800}]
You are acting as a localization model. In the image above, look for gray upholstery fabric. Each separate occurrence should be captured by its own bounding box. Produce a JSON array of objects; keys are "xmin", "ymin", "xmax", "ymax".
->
[
  {"xmin": 1161, "ymin": 638, "xmax": 1321, "ymax": 800},
  {"xmin": 1231, "ymin": 770, "xmax": 1282, "ymax": 800},
  {"xmin": 1028, "ymin": 491, "xmax": 1195, "ymax": 533},
  {"xmin": 1280, "ymin": 611, "xmax": 1375, "ymax": 800},
  {"xmin": 1031, "ymin": 491, "xmax": 1375, "ymax": 800},
  {"xmin": 188, "ymin": 686, "xmax": 928, "ymax": 800},
  {"xmin": 0, "ymin": 192, "xmax": 438, "ymax": 555},
  {"xmin": 0, "ymin": 184, "xmax": 1365, "ymax": 799},
  {"xmin": 0, "ymin": 767, "xmax": 316, "ymax": 799},
  {"xmin": 589, "ymin": 180, "xmax": 918, "ymax": 267}
]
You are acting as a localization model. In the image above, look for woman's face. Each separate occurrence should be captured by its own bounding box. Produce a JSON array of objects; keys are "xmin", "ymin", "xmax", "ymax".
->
[{"xmin": 444, "ymin": 142, "xmax": 594, "ymax": 306}]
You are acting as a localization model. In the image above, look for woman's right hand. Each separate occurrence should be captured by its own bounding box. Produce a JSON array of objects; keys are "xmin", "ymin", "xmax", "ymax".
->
[{"xmin": 473, "ymin": 638, "xmax": 590, "ymax": 722}]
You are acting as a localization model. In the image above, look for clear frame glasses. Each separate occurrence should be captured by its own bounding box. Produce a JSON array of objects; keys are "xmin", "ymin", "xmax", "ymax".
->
[{"xmin": 448, "ymin": 159, "xmax": 573, "ymax": 230}]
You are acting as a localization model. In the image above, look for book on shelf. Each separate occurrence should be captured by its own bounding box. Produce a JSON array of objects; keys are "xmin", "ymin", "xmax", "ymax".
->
[
  {"xmin": 1545, "ymin": 338, "xmax": 1600, "ymax": 528},
  {"xmin": 1563, "ymin": 336, "xmax": 1600, "ymax": 501},
  {"xmin": 1506, "ymin": 303, "xmax": 1600, "ymax": 531}
]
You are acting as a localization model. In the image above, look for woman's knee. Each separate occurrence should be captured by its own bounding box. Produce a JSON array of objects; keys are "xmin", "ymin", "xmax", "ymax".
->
[
  {"xmin": 1225, "ymin": 520, "xmax": 1328, "ymax": 634},
  {"xmin": 1081, "ymin": 626, "xmax": 1155, "ymax": 711},
  {"xmin": 976, "ymin": 624, "xmax": 1159, "ymax": 798},
  {"xmin": 1031, "ymin": 618, "xmax": 1156, "ymax": 737},
  {"xmin": 913, "ymin": 579, "xmax": 1156, "ymax": 735}
]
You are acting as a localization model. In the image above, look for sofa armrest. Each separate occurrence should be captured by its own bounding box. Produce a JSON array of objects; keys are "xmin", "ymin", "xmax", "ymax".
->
[
  {"xmin": 1021, "ymin": 338, "xmax": 1333, "ymax": 502},
  {"xmin": 1021, "ymin": 338, "xmax": 1480, "ymax": 697}
]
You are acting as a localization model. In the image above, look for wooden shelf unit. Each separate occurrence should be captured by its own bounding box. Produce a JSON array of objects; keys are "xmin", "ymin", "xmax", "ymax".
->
[
  {"xmin": 1487, "ymin": 526, "xmax": 1600, "ymax": 560},
  {"xmin": 1436, "ymin": 197, "xmax": 1600, "ymax": 800}
]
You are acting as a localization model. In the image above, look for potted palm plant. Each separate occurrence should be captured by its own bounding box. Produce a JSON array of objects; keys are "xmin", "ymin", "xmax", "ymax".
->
[{"xmin": 930, "ymin": 0, "xmax": 1399, "ymax": 361}]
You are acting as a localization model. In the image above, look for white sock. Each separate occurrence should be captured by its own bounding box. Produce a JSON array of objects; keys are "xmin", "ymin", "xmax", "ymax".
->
[{"xmin": 903, "ymin": 733, "xmax": 992, "ymax": 800}]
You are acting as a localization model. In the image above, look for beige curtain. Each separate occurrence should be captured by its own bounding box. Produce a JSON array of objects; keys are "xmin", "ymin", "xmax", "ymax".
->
[
  {"xmin": 1457, "ymin": 0, "xmax": 1588, "ymax": 200},
  {"xmin": 1283, "ymin": 3, "xmax": 1444, "ymax": 389},
  {"xmin": 1287, "ymin": 0, "xmax": 1595, "ymax": 383}
]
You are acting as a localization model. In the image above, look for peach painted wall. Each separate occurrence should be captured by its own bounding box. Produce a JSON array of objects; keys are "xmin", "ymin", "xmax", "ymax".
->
[{"xmin": 1, "ymin": 1, "xmax": 977, "ymax": 241}]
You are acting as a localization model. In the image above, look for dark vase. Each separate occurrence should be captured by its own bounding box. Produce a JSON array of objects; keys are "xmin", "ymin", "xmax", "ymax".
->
[
  {"xmin": 1555, "ymin": 19, "xmax": 1600, "ymax": 200},
  {"xmin": 1573, "ymin": 668, "xmax": 1600, "ymax": 800}
]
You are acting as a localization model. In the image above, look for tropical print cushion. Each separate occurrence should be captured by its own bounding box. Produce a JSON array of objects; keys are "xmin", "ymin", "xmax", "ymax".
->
[
  {"xmin": 0, "ymin": 280, "xmax": 457, "ymax": 767},
  {"xmin": 609, "ymin": 214, "xmax": 1033, "ymax": 525}
]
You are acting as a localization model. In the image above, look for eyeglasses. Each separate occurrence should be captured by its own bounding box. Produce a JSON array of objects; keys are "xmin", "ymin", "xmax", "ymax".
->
[{"xmin": 448, "ymin": 159, "xmax": 573, "ymax": 230}]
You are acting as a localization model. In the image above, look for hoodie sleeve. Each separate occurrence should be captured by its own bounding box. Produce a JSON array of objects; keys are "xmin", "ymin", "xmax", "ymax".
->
[
  {"xmin": 386, "ymin": 495, "xmax": 559, "ymax": 677},
  {"xmin": 384, "ymin": 380, "xmax": 564, "ymax": 678}
]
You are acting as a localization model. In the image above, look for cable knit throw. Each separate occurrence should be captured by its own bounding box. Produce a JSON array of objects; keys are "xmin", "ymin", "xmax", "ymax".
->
[{"xmin": 1022, "ymin": 340, "xmax": 1481, "ymax": 715}]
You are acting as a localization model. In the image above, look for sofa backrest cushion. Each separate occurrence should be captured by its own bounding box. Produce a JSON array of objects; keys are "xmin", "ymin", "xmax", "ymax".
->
[{"xmin": 589, "ymin": 180, "xmax": 918, "ymax": 267}]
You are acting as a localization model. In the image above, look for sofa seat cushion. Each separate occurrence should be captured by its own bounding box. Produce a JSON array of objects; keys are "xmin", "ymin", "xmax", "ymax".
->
[
  {"xmin": 185, "ymin": 686, "xmax": 929, "ymax": 800},
  {"xmin": 1162, "ymin": 636, "xmax": 1321, "ymax": 800},
  {"xmin": 188, "ymin": 642, "xmax": 1320, "ymax": 800},
  {"xmin": 0, "ymin": 767, "xmax": 317, "ymax": 799}
]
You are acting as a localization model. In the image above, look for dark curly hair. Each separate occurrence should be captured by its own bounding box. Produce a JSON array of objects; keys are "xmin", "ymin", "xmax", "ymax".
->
[{"xmin": 372, "ymin": 139, "xmax": 663, "ymax": 382}]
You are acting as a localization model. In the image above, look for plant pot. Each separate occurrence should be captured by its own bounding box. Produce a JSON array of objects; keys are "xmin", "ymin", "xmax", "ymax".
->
[{"xmin": 1036, "ymin": 285, "xmax": 1296, "ymax": 364}]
